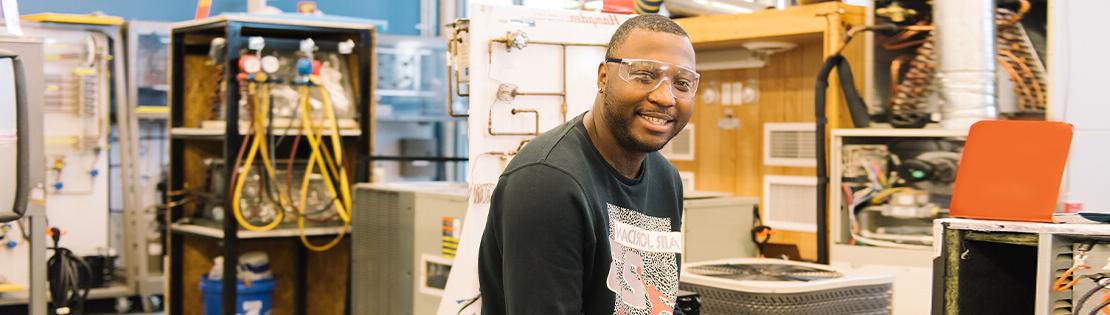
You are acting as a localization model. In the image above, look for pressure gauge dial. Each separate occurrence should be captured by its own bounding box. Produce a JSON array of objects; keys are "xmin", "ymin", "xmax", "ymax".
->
[{"xmin": 261, "ymin": 55, "xmax": 280, "ymax": 74}]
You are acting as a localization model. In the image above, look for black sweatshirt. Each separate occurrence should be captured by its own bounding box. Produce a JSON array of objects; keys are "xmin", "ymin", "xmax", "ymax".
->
[{"xmin": 479, "ymin": 113, "xmax": 685, "ymax": 315}]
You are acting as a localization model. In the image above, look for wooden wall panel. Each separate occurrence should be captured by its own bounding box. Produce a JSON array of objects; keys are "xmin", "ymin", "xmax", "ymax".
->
[
  {"xmin": 306, "ymin": 237, "xmax": 351, "ymax": 314},
  {"xmin": 675, "ymin": 36, "xmax": 866, "ymax": 261},
  {"xmin": 183, "ymin": 55, "xmax": 219, "ymax": 128}
]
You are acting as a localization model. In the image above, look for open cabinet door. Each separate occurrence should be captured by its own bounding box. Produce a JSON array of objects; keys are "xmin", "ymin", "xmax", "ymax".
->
[{"xmin": 0, "ymin": 49, "xmax": 29, "ymax": 223}]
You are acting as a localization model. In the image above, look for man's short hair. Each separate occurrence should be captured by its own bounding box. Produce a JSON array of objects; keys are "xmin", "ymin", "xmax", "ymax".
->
[{"xmin": 605, "ymin": 14, "xmax": 689, "ymax": 58}]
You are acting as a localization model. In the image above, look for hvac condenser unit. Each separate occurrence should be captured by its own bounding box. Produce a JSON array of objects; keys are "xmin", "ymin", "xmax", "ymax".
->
[
  {"xmin": 351, "ymin": 182, "xmax": 469, "ymax": 315},
  {"xmin": 680, "ymin": 258, "xmax": 894, "ymax": 315}
]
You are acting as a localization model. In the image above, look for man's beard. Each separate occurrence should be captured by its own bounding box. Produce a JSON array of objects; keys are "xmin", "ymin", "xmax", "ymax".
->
[{"xmin": 601, "ymin": 93, "xmax": 677, "ymax": 153}]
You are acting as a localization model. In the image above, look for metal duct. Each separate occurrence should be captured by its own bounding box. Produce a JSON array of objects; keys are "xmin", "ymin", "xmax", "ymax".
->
[
  {"xmin": 665, "ymin": 0, "xmax": 770, "ymax": 16},
  {"xmin": 934, "ymin": 0, "xmax": 998, "ymax": 129}
]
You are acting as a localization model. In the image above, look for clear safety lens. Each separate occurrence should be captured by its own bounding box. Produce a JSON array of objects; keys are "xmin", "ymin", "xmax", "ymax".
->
[{"xmin": 611, "ymin": 58, "xmax": 700, "ymax": 100}]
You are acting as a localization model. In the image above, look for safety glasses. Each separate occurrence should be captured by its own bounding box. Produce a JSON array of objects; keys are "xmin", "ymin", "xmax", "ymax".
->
[{"xmin": 606, "ymin": 58, "xmax": 700, "ymax": 100}]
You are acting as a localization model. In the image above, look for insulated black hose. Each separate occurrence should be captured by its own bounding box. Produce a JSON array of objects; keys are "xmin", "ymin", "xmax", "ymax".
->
[
  {"xmin": 47, "ymin": 227, "xmax": 92, "ymax": 315},
  {"xmin": 815, "ymin": 54, "xmax": 871, "ymax": 264}
]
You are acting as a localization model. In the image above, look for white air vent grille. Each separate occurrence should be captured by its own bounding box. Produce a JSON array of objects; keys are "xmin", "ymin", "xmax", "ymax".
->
[
  {"xmin": 764, "ymin": 123, "xmax": 816, "ymax": 167},
  {"xmin": 661, "ymin": 124, "xmax": 694, "ymax": 161},
  {"xmin": 762, "ymin": 175, "xmax": 817, "ymax": 232}
]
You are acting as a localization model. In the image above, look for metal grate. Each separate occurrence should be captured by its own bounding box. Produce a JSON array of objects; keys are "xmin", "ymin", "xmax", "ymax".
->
[
  {"xmin": 764, "ymin": 123, "xmax": 816, "ymax": 167},
  {"xmin": 352, "ymin": 186, "xmax": 406, "ymax": 315},
  {"xmin": 687, "ymin": 263, "xmax": 843, "ymax": 282},
  {"xmin": 763, "ymin": 175, "xmax": 818, "ymax": 232},
  {"xmin": 680, "ymin": 282, "xmax": 892, "ymax": 315}
]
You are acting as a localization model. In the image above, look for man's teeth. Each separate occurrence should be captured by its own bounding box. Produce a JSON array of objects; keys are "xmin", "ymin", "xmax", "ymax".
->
[{"xmin": 642, "ymin": 115, "xmax": 668, "ymax": 125}]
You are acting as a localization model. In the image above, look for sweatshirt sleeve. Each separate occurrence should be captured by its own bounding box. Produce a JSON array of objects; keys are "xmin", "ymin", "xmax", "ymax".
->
[{"xmin": 479, "ymin": 164, "xmax": 593, "ymax": 315}]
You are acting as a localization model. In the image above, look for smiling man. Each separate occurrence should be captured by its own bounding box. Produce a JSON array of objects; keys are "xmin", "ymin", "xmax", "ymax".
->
[{"xmin": 479, "ymin": 14, "xmax": 698, "ymax": 315}]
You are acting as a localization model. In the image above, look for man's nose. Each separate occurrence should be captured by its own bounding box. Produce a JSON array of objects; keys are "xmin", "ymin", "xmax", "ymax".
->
[{"xmin": 647, "ymin": 77, "xmax": 677, "ymax": 107}]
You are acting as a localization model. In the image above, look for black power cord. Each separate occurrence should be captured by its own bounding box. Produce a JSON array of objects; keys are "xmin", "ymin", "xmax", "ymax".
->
[
  {"xmin": 1090, "ymin": 299, "xmax": 1110, "ymax": 315},
  {"xmin": 750, "ymin": 205, "xmax": 772, "ymax": 257},
  {"xmin": 1075, "ymin": 284, "xmax": 1103, "ymax": 315},
  {"xmin": 47, "ymin": 227, "xmax": 92, "ymax": 315},
  {"xmin": 1070, "ymin": 273, "xmax": 1110, "ymax": 315}
]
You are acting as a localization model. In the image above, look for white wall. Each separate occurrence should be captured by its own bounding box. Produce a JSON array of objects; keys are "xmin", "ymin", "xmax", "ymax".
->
[{"xmin": 1048, "ymin": 0, "xmax": 1110, "ymax": 212}]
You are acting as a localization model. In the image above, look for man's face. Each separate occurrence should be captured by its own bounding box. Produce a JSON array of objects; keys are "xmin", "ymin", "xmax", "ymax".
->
[{"xmin": 599, "ymin": 29, "xmax": 696, "ymax": 153}]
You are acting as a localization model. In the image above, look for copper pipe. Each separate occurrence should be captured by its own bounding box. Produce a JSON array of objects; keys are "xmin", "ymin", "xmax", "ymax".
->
[
  {"xmin": 487, "ymin": 107, "xmax": 539, "ymax": 136},
  {"xmin": 487, "ymin": 33, "xmax": 588, "ymax": 123},
  {"xmin": 884, "ymin": 38, "xmax": 927, "ymax": 51},
  {"xmin": 560, "ymin": 46, "xmax": 568, "ymax": 122},
  {"xmin": 1001, "ymin": 48, "xmax": 1043, "ymax": 109},
  {"xmin": 996, "ymin": 4, "xmax": 1047, "ymax": 111},
  {"xmin": 999, "ymin": 0, "xmax": 1031, "ymax": 26},
  {"xmin": 447, "ymin": 64, "xmax": 468, "ymax": 117},
  {"xmin": 997, "ymin": 56, "xmax": 1033, "ymax": 111},
  {"xmin": 889, "ymin": 55, "xmax": 911, "ymax": 96},
  {"xmin": 884, "ymin": 0, "xmax": 1044, "ymax": 115},
  {"xmin": 447, "ymin": 21, "xmax": 470, "ymax": 117},
  {"xmin": 512, "ymin": 91, "xmax": 565, "ymax": 97},
  {"xmin": 478, "ymin": 139, "xmax": 532, "ymax": 159},
  {"xmin": 488, "ymin": 38, "xmax": 607, "ymax": 61},
  {"xmin": 514, "ymin": 139, "xmax": 530, "ymax": 153},
  {"xmin": 890, "ymin": 34, "xmax": 936, "ymax": 113}
]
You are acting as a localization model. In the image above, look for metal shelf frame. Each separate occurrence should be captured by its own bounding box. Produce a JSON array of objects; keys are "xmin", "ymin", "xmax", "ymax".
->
[{"xmin": 167, "ymin": 16, "xmax": 374, "ymax": 315}]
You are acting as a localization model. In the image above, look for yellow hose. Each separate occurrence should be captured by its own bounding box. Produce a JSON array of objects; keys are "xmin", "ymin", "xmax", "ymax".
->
[
  {"xmin": 314, "ymin": 81, "xmax": 353, "ymax": 212},
  {"xmin": 231, "ymin": 82, "xmax": 285, "ymax": 231},
  {"xmin": 227, "ymin": 74, "xmax": 353, "ymax": 252},
  {"xmin": 297, "ymin": 86, "xmax": 349, "ymax": 222},
  {"xmin": 255, "ymin": 83, "xmax": 292, "ymax": 208},
  {"xmin": 295, "ymin": 84, "xmax": 350, "ymax": 251}
]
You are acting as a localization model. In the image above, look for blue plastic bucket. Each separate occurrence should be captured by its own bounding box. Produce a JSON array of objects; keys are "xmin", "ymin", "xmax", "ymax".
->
[{"xmin": 199, "ymin": 276, "xmax": 275, "ymax": 315}]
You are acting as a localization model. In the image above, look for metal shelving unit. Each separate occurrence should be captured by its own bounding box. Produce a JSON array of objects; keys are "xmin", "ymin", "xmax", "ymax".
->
[{"xmin": 167, "ymin": 15, "xmax": 374, "ymax": 315}]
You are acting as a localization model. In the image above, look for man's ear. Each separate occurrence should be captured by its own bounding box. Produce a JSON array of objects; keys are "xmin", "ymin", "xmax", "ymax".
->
[{"xmin": 598, "ymin": 61, "xmax": 609, "ymax": 93}]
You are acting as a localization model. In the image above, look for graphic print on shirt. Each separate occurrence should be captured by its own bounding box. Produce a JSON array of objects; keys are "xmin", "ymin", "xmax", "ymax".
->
[{"xmin": 605, "ymin": 203, "xmax": 682, "ymax": 315}]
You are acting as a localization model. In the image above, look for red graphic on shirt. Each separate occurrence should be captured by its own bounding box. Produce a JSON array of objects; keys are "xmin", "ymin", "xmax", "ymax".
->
[{"xmin": 637, "ymin": 267, "xmax": 675, "ymax": 315}]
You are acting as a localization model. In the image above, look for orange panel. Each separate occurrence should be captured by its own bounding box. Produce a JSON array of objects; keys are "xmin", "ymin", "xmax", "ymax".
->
[{"xmin": 950, "ymin": 120, "xmax": 1073, "ymax": 222}]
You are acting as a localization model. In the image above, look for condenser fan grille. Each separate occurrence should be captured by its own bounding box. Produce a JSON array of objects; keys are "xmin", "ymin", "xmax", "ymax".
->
[{"xmin": 688, "ymin": 263, "xmax": 843, "ymax": 282}]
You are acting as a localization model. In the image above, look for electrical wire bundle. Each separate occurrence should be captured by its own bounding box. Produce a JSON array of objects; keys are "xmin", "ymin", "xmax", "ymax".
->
[
  {"xmin": 1074, "ymin": 276, "xmax": 1110, "ymax": 315},
  {"xmin": 228, "ymin": 43, "xmax": 353, "ymax": 252},
  {"xmin": 839, "ymin": 155, "xmax": 934, "ymax": 250},
  {"xmin": 47, "ymin": 227, "xmax": 92, "ymax": 315},
  {"xmin": 1049, "ymin": 243, "xmax": 1110, "ymax": 315}
]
